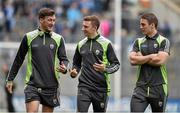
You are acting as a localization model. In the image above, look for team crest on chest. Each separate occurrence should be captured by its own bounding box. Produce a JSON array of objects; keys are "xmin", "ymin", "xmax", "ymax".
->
[
  {"xmin": 50, "ymin": 44, "xmax": 54, "ymax": 49},
  {"xmin": 95, "ymin": 50, "xmax": 100, "ymax": 55},
  {"xmin": 154, "ymin": 43, "xmax": 158, "ymax": 48}
]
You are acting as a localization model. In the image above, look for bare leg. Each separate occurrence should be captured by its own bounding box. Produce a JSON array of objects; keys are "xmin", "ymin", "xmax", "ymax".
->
[
  {"xmin": 26, "ymin": 100, "xmax": 40, "ymax": 113},
  {"xmin": 42, "ymin": 105, "xmax": 54, "ymax": 113}
]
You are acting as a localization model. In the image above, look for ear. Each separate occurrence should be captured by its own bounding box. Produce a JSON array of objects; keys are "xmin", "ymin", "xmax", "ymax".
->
[
  {"xmin": 151, "ymin": 23, "xmax": 155, "ymax": 28},
  {"xmin": 94, "ymin": 26, "xmax": 98, "ymax": 30},
  {"xmin": 39, "ymin": 18, "xmax": 43, "ymax": 24}
]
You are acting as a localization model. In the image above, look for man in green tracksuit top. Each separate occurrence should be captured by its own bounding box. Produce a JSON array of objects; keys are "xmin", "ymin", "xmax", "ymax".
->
[
  {"xmin": 129, "ymin": 13, "xmax": 170, "ymax": 112},
  {"xmin": 6, "ymin": 8, "xmax": 69, "ymax": 113},
  {"xmin": 69, "ymin": 15, "xmax": 120, "ymax": 112}
]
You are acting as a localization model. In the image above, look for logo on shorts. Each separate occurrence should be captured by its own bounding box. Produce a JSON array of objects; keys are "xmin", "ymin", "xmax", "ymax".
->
[
  {"xmin": 100, "ymin": 102, "xmax": 105, "ymax": 108},
  {"xmin": 158, "ymin": 101, "xmax": 163, "ymax": 107},
  {"xmin": 50, "ymin": 44, "xmax": 54, "ymax": 49},
  {"xmin": 53, "ymin": 98, "xmax": 57, "ymax": 104}
]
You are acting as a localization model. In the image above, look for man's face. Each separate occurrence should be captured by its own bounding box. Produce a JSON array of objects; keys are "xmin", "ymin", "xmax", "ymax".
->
[
  {"xmin": 140, "ymin": 18, "xmax": 153, "ymax": 35},
  {"xmin": 82, "ymin": 21, "xmax": 96, "ymax": 37},
  {"xmin": 40, "ymin": 15, "xmax": 56, "ymax": 32}
]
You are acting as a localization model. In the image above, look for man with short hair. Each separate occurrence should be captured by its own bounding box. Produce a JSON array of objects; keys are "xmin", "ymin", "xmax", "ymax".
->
[
  {"xmin": 129, "ymin": 13, "xmax": 170, "ymax": 112},
  {"xmin": 70, "ymin": 15, "xmax": 120, "ymax": 112},
  {"xmin": 6, "ymin": 7, "xmax": 69, "ymax": 113}
]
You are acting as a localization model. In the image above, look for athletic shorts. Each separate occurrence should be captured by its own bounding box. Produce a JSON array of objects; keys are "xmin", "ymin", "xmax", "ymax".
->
[
  {"xmin": 24, "ymin": 85, "xmax": 60, "ymax": 107},
  {"xmin": 77, "ymin": 87, "xmax": 109, "ymax": 112},
  {"xmin": 130, "ymin": 84, "xmax": 168, "ymax": 112}
]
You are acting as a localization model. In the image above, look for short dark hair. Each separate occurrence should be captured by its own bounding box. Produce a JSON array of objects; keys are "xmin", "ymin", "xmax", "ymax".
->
[
  {"xmin": 38, "ymin": 7, "xmax": 55, "ymax": 19},
  {"xmin": 83, "ymin": 15, "xmax": 100, "ymax": 30},
  {"xmin": 140, "ymin": 13, "xmax": 158, "ymax": 29}
]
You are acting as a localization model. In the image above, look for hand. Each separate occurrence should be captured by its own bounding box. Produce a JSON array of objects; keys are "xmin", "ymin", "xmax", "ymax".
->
[
  {"xmin": 56, "ymin": 61, "xmax": 67, "ymax": 73},
  {"xmin": 149, "ymin": 53, "xmax": 158, "ymax": 58},
  {"xmin": 93, "ymin": 61, "xmax": 106, "ymax": 72},
  {"xmin": 69, "ymin": 68, "xmax": 78, "ymax": 78},
  {"xmin": 148, "ymin": 54, "xmax": 157, "ymax": 60},
  {"xmin": 137, "ymin": 52, "xmax": 143, "ymax": 56},
  {"xmin": 6, "ymin": 81, "xmax": 13, "ymax": 94}
]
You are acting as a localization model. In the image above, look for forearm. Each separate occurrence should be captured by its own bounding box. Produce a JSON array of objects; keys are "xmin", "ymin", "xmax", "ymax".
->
[
  {"xmin": 7, "ymin": 36, "xmax": 28, "ymax": 81},
  {"xmin": 58, "ymin": 38, "xmax": 69, "ymax": 67},
  {"xmin": 72, "ymin": 45, "xmax": 82, "ymax": 73},
  {"xmin": 7, "ymin": 61, "xmax": 22, "ymax": 81},
  {"xmin": 105, "ymin": 63, "xmax": 120, "ymax": 74},
  {"xmin": 147, "ymin": 52, "xmax": 169, "ymax": 66},
  {"xmin": 148, "ymin": 55, "xmax": 167, "ymax": 66},
  {"xmin": 130, "ymin": 54, "xmax": 151, "ymax": 65},
  {"xmin": 106, "ymin": 43, "xmax": 120, "ymax": 74}
]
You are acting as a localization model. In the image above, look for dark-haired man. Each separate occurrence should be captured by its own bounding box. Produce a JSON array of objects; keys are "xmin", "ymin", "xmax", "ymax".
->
[
  {"xmin": 6, "ymin": 7, "xmax": 69, "ymax": 113},
  {"xmin": 129, "ymin": 13, "xmax": 170, "ymax": 112}
]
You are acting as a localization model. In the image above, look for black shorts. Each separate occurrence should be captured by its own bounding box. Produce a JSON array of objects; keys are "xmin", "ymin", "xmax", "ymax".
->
[
  {"xmin": 130, "ymin": 84, "xmax": 168, "ymax": 112},
  {"xmin": 77, "ymin": 87, "xmax": 109, "ymax": 112},
  {"xmin": 24, "ymin": 85, "xmax": 60, "ymax": 107}
]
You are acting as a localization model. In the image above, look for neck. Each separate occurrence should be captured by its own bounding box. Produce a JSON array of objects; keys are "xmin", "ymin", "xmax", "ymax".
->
[
  {"xmin": 39, "ymin": 26, "xmax": 49, "ymax": 32},
  {"xmin": 147, "ymin": 29, "xmax": 157, "ymax": 38},
  {"xmin": 88, "ymin": 32, "xmax": 98, "ymax": 39},
  {"xmin": 39, "ymin": 25, "xmax": 43, "ymax": 30}
]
